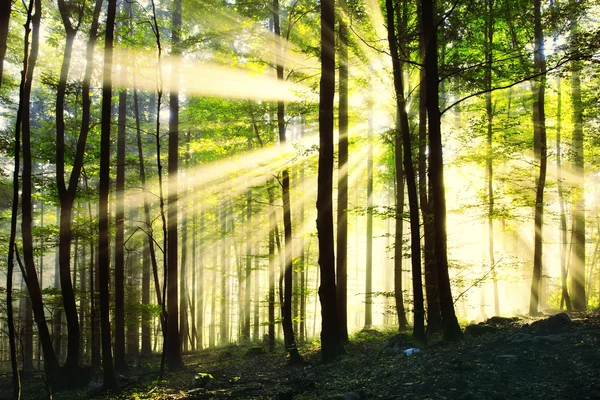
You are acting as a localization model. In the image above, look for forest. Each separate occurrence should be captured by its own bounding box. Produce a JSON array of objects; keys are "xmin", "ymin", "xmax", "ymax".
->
[{"xmin": 0, "ymin": 0, "xmax": 599, "ymax": 398}]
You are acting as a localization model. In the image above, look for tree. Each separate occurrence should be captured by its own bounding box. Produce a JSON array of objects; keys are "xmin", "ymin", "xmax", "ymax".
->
[
  {"xmin": 529, "ymin": 0, "xmax": 547, "ymax": 316},
  {"xmin": 421, "ymin": 0, "xmax": 462, "ymax": 341},
  {"xmin": 273, "ymin": 0, "xmax": 303, "ymax": 365},
  {"xmin": 99, "ymin": 0, "xmax": 118, "ymax": 388},
  {"xmin": 569, "ymin": 2, "xmax": 586, "ymax": 311},
  {"xmin": 386, "ymin": 0, "xmax": 423, "ymax": 339},
  {"xmin": 317, "ymin": 0, "xmax": 345, "ymax": 362},
  {"xmin": 114, "ymin": 15, "xmax": 128, "ymax": 369},
  {"xmin": 19, "ymin": 0, "xmax": 64, "ymax": 390},
  {"xmin": 336, "ymin": 0, "xmax": 349, "ymax": 342},
  {"xmin": 167, "ymin": 0, "xmax": 183, "ymax": 370}
]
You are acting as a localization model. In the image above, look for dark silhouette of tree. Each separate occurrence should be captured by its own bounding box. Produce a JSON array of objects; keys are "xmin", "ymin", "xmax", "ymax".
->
[
  {"xmin": 386, "ymin": 0, "xmax": 423, "ymax": 339},
  {"xmin": 421, "ymin": 0, "xmax": 462, "ymax": 341},
  {"xmin": 336, "ymin": 0, "xmax": 349, "ymax": 342},
  {"xmin": 99, "ymin": 0, "xmax": 118, "ymax": 388},
  {"xmin": 529, "ymin": 0, "xmax": 547, "ymax": 316},
  {"xmin": 317, "ymin": 0, "xmax": 345, "ymax": 362},
  {"xmin": 167, "ymin": 0, "xmax": 183, "ymax": 370}
]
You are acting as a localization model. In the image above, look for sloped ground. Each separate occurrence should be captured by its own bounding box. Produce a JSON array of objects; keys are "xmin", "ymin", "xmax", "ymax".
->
[{"xmin": 3, "ymin": 311, "xmax": 600, "ymax": 399}]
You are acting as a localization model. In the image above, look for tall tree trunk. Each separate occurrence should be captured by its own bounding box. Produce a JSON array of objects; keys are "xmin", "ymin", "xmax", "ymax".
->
[
  {"xmin": 386, "ymin": 0, "xmax": 421, "ymax": 337},
  {"xmin": 210, "ymin": 233, "xmax": 217, "ymax": 348},
  {"xmin": 167, "ymin": 0, "xmax": 183, "ymax": 370},
  {"xmin": 365, "ymin": 92, "xmax": 374, "ymax": 328},
  {"xmin": 485, "ymin": 0, "xmax": 499, "ymax": 316},
  {"xmin": 244, "ymin": 189, "xmax": 252, "ymax": 341},
  {"xmin": 198, "ymin": 206, "xmax": 205, "ymax": 349},
  {"xmin": 569, "ymin": 8, "xmax": 586, "ymax": 310},
  {"xmin": 114, "ymin": 44, "xmax": 128, "ymax": 371},
  {"xmin": 20, "ymin": 0, "xmax": 64, "ymax": 389},
  {"xmin": 555, "ymin": 62, "xmax": 572, "ymax": 311},
  {"xmin": 273, "ymin": 0, "xmax": 303, "ymax": 364},
  {"xmin": 7, "ymin": 3, "xmax": 23, "ymax": 396},
  {"xmin": 421, "ymin": 0, "xmax": 462, "ymax": 340},
  {"xmin": 268, "ymin": 180, "xmax": 276, "ymax": 352},
  {"xmin": 99, "ymin": 0, "xmax": 118, "ymax": 388},
  {"xmin": 220, "ymin": 204, "xmax": 228, "ymax": 344},
  {"xmin": 336, "ymin": 0, "xmax": 349, "ymax": 343},
  {"xmin": 299, "ymin": 166, "xmax": 306, "ymax": 343},
  {"xmin": 318, "ymin": 0, "xmax": 346, "ymax": 361},
  {"xmin": 417, "ymin": 0, "xmax": 441, "ymax": 335},
  {"xmin": 55, "ymin": 0, "xmax": 84, "ymax": 374},
  {"xmin": 180, "ymin": 135, "xmax": 189, "ymax": 352},
  {"xmin": 529, "ymin": 0, "xmax": 547, "ymax": 316},
  {"xmin": 253, "ymin": 241, "xmax": 260, "ymax": 341}
]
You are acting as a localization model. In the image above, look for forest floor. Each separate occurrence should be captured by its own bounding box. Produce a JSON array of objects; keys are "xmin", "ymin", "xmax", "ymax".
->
[{"xmin": 3, "ymin": 310, "xmax": 600, "ymax": 400}]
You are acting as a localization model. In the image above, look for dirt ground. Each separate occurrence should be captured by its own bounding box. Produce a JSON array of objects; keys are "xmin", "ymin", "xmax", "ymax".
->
[{"xmin": 3, "ymin": 310, "xmax": 600, "ymax": 400}]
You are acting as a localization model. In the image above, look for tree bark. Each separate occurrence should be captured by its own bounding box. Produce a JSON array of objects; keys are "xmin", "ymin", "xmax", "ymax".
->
[
  {"xmin": 386, "ymin": 0, "xmax": 422, "ymax": 338},
  {"xmin": 421, "ymin": 0, "xmax": 462, "ymax": 341},
  {"xmin": 167, "ymin": 0, "xmax": 183, "ymax": 370},
  {"xmin": 268, "ymin": 180, "xmax": 276, "ymax": 352},
  {"xmin": 417, "ymin": 0, "xmax": 441, "ymax": 334},
  {"xmin": 99, "ymin": 0, "xmax": 118, "ymax": 388},
  {"xmin": 336, "ymin": 0, "xmax": 349, "ymax": 342},
  {"xmin": 318, "ymin": 0, "xmax": 346, "ymax": 361},
  {"xmin": 569, "ymin": 7, "xmax": 586, "ymax": 310},
  {"xmin": 529, "ymin": 0, "xmax": 547, "ymax": 316},
  {"xmin": 273, "ymin": 0, "xmax": 303, "ymax": 364},
  {"xmin": 114, "ymin": 42, "xmax": 128, "ymax": 371}
]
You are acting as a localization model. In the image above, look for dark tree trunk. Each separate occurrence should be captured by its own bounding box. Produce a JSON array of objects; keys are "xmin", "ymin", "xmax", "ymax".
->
[
  {"xmin": 569, "ymin": 9, "xmax": 585, "ymax": 310},
  {"xmin": 273, "ymin": 0, "xmax": 303, "ymax": 365},
  {"xmin": 529, "ymin": 0, "xmax": 547, "ymax": 316},
  {"xmin": 55, "ymin": 0, "xmax": 83, "ymax": 374},
  {"xmin": 417, "ymin": 0, "xmax": 441, "ymax": 335},
  {"xmin": 244, "ymin": 189, "xmax": 252, "ymax": 341},
  {"xmin": 386, "ymin": 0, "xmax": 419, "ymax": 336},
  {"xmin": 336, "ymin": 0, "xmax": 349, "ymax": 342},
  {"xmin": 485, "ymin": 0, "xmax": 499, "ymax": 317},
  {"xmin": 268, "ymin": 180, "xmax": 276, "ymax": 352},
  {"xmin": 197, "ymin": 206, "xmax": 205, "ymax": 348},
  {"xmin": 180, "ymin": 136, "xmax": 189, "ymax": 352},
  {"xmin": 421, "ymin": 0, "xmax": 462, "ymax": 341},
  {"xmin": 114, "ymin": 47, "xmax": 127, "ymax": 371},
  {"xmin": 317, "ymin": 0, "xmax": 345, "ymax": 362},
  {"xmin": 20, "ymin": 0, "xmax": 64, "ymax": 390},
  {"xmin": 555, "ymin": 65, "xmax": 572, "ymax": 312},
  {"xmin": 99, "ymin": 0, "xmax": 118, "ymax": 388},
  {"xmin": 220, "ymin": 204, "xmax": 229, "ymax": 344},
  {"xmin": 7, "ymin": 3, "xmax": 22, "ymax": 396},
  {"xmin": 167, "ymin": 0, "xmax": 183, "ymax": 370}
]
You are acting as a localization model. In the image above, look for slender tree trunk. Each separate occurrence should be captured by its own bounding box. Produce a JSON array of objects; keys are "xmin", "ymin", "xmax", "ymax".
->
[
  {"xmin": 569, "ymin": 9, "xmax": 586, "ymax": 310},
  {"xmin": 268, "ymin": 180, "xmax": 276, "ymax": 352},
  {"xmin": 273, "ymin": 0, "xmax": 303, "ymax": 364},
  {"xmin": 253, "ymin": 241, "xmax": 260, "ymax": 341},
  {"xmin": 167, "ymin": 0, "xmax": 183, "ymax": 369},
  {"xmin": 99, "ymin": 0, "xmax": 118, "ymax": 387},
  {"xmin": 336, "ymin": 0, "xmax": 349, "ymax": 342},
  {"xmin": 55, "ymin": 0, "xmax": 84, "ymax": 374},
  {"xmin": 299, "ymin": 166, "xmax": 306, "ymax": 343},
  {"xmin": 20, "ymin": 0, "xmax": 64, "ymax": 389},
  {"xmin": 556, "ymin": 65, "xmax": 572, "ymax": 311},
  {"xmin": 180, "ymin": 136, "xmax": 189, "ymax": 352},
  {"xmin": 365, "ymin": 92, "xmax": 374, "ymax": 328},
  {"xmin": 386, "ymin": 0, "xmax": 420, "ymax": 337},
  {"xmin": 7, "ymin": 3, "xmax": 23, "ymax": 396},
  {"xmin": 210, "ymin": 236, "xmax": 217, "ymax": 348},
  {"xmin": 421, "ymin": 0, "xmax": 462, "ymax": 340},
  {"xmin": 529, "ymin": 0, "xmax": 547, "ymax": 316},
  {"xmin": 220, "ymin": 204, "xmax": 228, "ymax": 345},
  {"xmin": 198, "ymin": 206, "xmax": 205, "ymax": 349},
  {"xmin": 114, "ymin": 45, "xmax": 128, "ymax": 371},
  {"xmin": 244, "ymin": 189, "xmax": 252, "ymax": 341},
  {"xmin": 318, "ymin": 0, "xmax": 345, "ymax": 361},
  {"xmin": 485, "ymin": 0, "xmax": 499, "ymax": 316}
]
